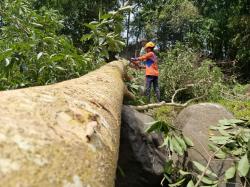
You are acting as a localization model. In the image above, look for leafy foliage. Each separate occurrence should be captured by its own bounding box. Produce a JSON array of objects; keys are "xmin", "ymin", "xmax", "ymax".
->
[
  {"xmin": 34, "ymin": 0, "xmax": 119, "ymax": 47},
  {"xmin": 193, "ymin": 0, "xmax": 250, "ymax": 81},
  {"xmin": 185, "ymin": 119, "xmax": 250, "ymax": 186},
  {"xmin": 159, "ymin": 43, "xmax": 225, "ymax": 102},
  {"xmin": 130, "ymin": 0, "xmax": 200, "ymax": 48},
  {"xmin": 206, "ymin": 119, "xmax": 250, "ymax": 184},
  {"xmin": 146, "ymin": 120, "xmax": 194, "ymax": 186},
  {"xmin": 0, "ymin": 0, "xmax": 128, "ymax": 90},
  {"xmin": 147, "ymin": 114, "xmax": 250, "ymax": 186},
  {"xmin": 153, "ymin": 106, "xmax": 181, "ymax": 124},
  {"xmin": 125, "ymin": 67, "xmax": 147, "ymax": 105},
  {"xmin": 218, "ymin": 99, "xmax": 250, "ymax": 121},
  {"xmin": 129, "ymin": 0, "xmax": 250, "ymax": 81},
  {"xmin": 81, "ymin": 6, "xmax": 132, "ymax": 63},
  {"xmin": 0, "ymin": 0, "xmax": 94, "ymax": 90}
]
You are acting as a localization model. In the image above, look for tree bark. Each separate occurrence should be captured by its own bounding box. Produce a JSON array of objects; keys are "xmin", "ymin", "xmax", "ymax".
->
[{"xmin": 0, "ymin": 60, "xmax": 129, "ymax": 187}]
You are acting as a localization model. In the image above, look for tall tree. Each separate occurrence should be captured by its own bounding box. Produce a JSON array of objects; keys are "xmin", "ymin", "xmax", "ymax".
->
[
  {"xmin": 34, "ymin": 0, "xmax": 119, "ymax": 47},
  {"xmin": 129, "ymin": 0, "xmax": 249, "ymax": 81},
  {"xmin": 193, "ymin": 0, "xmax": 250, "ymax": 81}
]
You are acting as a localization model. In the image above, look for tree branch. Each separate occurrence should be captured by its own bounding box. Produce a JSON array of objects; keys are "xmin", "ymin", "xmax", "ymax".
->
[
  {"xmin": 130, "ymin": 94, "xmax": 206, "ymax": 111},
  {"xmin": 171, "ymin": 87, "xmax": 188, "ymax": 103},
  {"xmin": 171, "ymin": 84, "xmax": 199, "ymax": 103}
]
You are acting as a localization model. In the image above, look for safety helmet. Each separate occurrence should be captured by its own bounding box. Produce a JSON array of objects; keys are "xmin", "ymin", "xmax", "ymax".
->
[{"xmin": 145, "ymin": 42, "xmax": 155, "ymax": 48}]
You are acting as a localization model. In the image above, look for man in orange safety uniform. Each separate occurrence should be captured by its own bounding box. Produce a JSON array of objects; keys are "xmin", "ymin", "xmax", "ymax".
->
[{"xmin": 131, "ymin": 41, "xmax": 160, "ymax": 103}]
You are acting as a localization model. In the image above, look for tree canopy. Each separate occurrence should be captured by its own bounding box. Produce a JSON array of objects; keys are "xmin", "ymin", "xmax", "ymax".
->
[
  {"xmin": 0, "ymin": 0, "xmax": 249, "ymax": 83},
  {"xmin": 128, "ymin": 0, "xmax": 249, "ymax": 81}
]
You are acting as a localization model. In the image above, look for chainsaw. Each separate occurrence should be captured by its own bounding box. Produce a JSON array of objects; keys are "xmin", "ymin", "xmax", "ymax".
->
[{"xmin": 129, "ymin": 58, "xmax": 145, "ymax": 70}]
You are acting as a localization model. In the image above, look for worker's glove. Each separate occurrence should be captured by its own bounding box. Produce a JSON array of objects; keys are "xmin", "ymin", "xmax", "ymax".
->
[{"xmin": 131, "ymin": 57, "xmax": 138, "ymax": 61}]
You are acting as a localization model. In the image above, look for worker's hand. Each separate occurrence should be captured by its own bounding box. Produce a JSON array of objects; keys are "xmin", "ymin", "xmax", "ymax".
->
[
  {"xmin": 139, "ymin": 65, "xmax": 146, "ymax": 69},
  {"xmin": 130, "ymin": 57, "xmax": 138, "ymax": 61}
]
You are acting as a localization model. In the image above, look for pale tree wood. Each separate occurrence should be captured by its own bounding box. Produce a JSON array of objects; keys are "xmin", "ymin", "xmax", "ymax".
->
[
  {"xmin": 130, "ymin": 95, "xmax": 206, "ymax": 111},
  {"xmin": 0, "ymin": 60, "xmax": 129, "ymax": 187}
]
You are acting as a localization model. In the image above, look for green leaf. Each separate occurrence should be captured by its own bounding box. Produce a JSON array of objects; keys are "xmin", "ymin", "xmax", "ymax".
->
[
  {"xmin": 164, "ymin": 174, "xmax": 173, "ymax": 183},
  {"xmin": 0, "ymin": 48, "xmax": 13, "ymax": 62},
  {"xmin": 159, "ymin": 136, "xmax": 169, "ymax": 148},
  {"xmin": 183, "ymin": 135, "xmax": 194, "ymax": 147},
  {"xmin": 225, "ymin": 165, "xmax": 236, "ymax": 180},
  {"xmin": 179, "ymin": 170, "xmax": 191, "ymax": 176},
  {"xmin": 218, "ymin": 119, "xmax": 231, "ymax": 126},
  {"xmin": 5, "ymin": 58, "xmax": 10, "ymax": 66},
  {"xmin": 100, "ymin": 13, "xmax": 113, "ymax": 20},
  {"xmin": 218, "ymin": 129, "xmax": 230, "ymax": 136},
  {"xmin": 31, "ymin": 22, "xmax": 43, "ymax": 28},
  {"xmin": 80, "ymin": 34, "xmax": 93, "ymax": 42},
  {"xmin": 169, "ymin": 137, "xmax": 174, "ymax": 152},
  {"xmin": 169, "ymin": 178, "xmax": 185, "ymax": 187},
  {"xmin": 209, "ymin": 136, "xmax": 232, "ymax": 145},
  {"xmin": 145, "ymin": 121, "xmax": 169, "ymax": 133},
  {"xmin": 164, "ymin": 160, "xmax": 173, "ymax": 174},
  {"xmin": 38, "ymin": 66, "xmax": 46, "ymax": 73},
  {"xmin": 197, "ymin": 175, "xmax": 218, "ymax": 185},
  {"xmin": 37, "ymin": 52, "xmax": 43, "ymax": 60},
  {"xmin": 145, "ymin": 121, "xmax": 162, "ymax": 133},
  {"xmin": 84, "ymin": 23, "xmax": 98, "ymax": 30},
  {"xmin": 175, "ymin": 135, "xmax": 187, "ymax": 151},
  {"xmin": 43, "ymin": 37, "xmax": 54, "ymax": 43},
  {"xmin": 172, "ymin": 136, "xmax": 184, "ymax": 156},
  {"xmin": 187, "ymin": 180, "xmax": 195, "ymax": 187},
  {"xmin": 129, "ymin": 84, "xmax": 140, "ymax": 90},
  {"xmin": 231, "ymin": 147, "xmax": 243, "ymax": 156},
  {"xmin": 227, "ymin": 119, "xmax": 244, "ymax": 124},
  {"xmin": 208, "ymin": 144, "xmax": 226, "ymax": 159},
  {"xmin": 55, "ymin": 66, "xmax": 66, "ymax": 71},
  {"xmin": 237, "ymin": 154, "xmax": 250, "ymax": 177},
  {"xmin": 50, "ymin": 54, "xmax": 65, "ymax": 61},
  {"xmin": 218, "ymin": 119, "xmax": 244, "ymax": 126},
  {"xmin": 117, "ymin": 165, "xmax": 125, "ymax": 177},
  {"xmin": 192, "ymin": 161, "xmax": 218, "ymax": 178}
]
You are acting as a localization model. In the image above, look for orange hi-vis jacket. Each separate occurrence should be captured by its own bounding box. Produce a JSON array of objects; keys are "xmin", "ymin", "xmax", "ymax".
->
[{"xmin": 138, "ymin": 51, "xmax": 159, "ymax": 76}]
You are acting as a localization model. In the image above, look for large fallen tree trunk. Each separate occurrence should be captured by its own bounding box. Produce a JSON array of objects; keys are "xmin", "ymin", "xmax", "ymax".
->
[{"xmin": 0, "ymin": 60, "xmax": 128, "ymax": 187}]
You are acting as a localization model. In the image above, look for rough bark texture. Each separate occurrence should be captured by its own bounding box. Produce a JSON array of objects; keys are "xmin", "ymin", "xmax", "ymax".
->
[{"xmin": 0, "ymin": 60, "xmax": 128, "ymax": 187}]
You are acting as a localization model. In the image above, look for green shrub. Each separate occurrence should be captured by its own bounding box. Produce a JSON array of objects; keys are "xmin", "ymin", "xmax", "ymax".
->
[
  {"xmin": 153, "ymin": 106, "xmax": 182, "ymax": 124},
  {"xmin": 124, "ymin": 67, "xmax": 146, "ymax": 105},
  {"xmin": 0, "ymin": 0, "xmax": 95, "ymax": 90},
  {"xmin": 81, "ymin": 7, "xmax": 129, "ymax": 63},
  {"xmin": 159, "ymin": 43, "xmax": 225, "ymax": 102},
  {"xmin": 218, "ymin": 99, "xmax": 250, "ymax": 120},
  {"xmin": 0, "ymin": 0, "xmax": 129, "ymax": 91},
  {"xmin": 232, "ymin": 84, "xmax": 250, "ymax": 95}
]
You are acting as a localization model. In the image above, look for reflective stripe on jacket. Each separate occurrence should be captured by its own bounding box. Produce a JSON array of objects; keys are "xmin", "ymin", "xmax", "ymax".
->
[{"xmin": 138, "ymin": 52, "xmax": 159, "ymax": 76}]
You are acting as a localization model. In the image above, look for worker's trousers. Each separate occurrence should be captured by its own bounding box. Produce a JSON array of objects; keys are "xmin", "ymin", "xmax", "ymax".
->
[{"xmin": 145, "ymin": 75, "xmax": 160, "ymax": 103}]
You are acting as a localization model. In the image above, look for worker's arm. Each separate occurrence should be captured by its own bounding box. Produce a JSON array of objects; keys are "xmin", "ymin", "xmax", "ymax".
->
[
  {"xmin": 130, "ymin": 52, "xmax": 153, "ymax": 63},
  {"xmin": 130, "ymin": 52, "xmax": 152, "ymax": 70},
  {"xmin": 138, "ymin": 52, "xmax": 153, "ymax": 61},
  {"xmin": 129, "ymin": 59, "xmax": 145, "ymax": 70}
]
